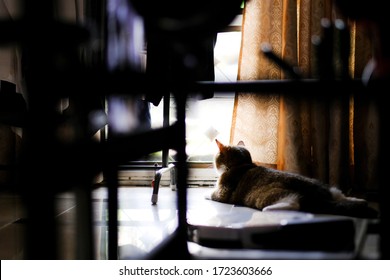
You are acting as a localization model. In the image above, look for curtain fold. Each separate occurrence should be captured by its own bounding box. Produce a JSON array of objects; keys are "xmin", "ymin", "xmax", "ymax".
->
[{"xmin": 231, "ymin": 0, "xmax": 378, "ymax": 193}]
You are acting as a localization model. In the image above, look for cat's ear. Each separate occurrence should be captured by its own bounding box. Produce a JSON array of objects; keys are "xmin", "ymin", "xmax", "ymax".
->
[
  {"xmin": 237, "ymin": 140, "xmax": 245, "ymax": 146},
  {"xmin": 215, "ymin": 139, "xmax": 225, "ymax": 151}
]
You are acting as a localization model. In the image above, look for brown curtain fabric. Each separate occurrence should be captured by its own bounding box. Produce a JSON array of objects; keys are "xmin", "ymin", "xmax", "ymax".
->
[{"xmin": 231, "ymin": 0, "xmax": 378, "ymax": 193}]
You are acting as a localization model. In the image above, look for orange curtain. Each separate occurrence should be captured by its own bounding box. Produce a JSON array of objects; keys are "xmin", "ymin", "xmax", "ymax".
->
[{"xmin": 231, "ymin": 0, "xmax": 378, "ymax": 193}]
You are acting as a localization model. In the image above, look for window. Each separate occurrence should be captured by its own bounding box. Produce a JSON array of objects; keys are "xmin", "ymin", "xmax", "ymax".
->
[
  {"xmin": 117, "ymin": 14, "xmax": 243, "ymax": 186},
  {"xmin": 149, "ymin": 15, "xmax": 242, "ymax": 164}
]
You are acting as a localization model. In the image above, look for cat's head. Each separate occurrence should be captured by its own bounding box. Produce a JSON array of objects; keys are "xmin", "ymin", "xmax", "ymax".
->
[{"xmin": 214, "ymin": 139, "xmax": 253, "ymax": 173}]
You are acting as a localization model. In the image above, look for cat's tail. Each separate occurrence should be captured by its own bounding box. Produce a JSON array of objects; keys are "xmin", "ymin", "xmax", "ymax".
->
[{"xmin": 327, "ymin": 199, "xmax": 379, "ymax": 219}]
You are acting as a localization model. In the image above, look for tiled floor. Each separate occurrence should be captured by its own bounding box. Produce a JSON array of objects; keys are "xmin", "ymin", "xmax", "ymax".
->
[
  {"xmin": 0, "ymin": 192, "xmax": 25, "ymax": 260},
  {"xmin": 0, "ymin": 185, "xmax": 380, "ymax": 260}
]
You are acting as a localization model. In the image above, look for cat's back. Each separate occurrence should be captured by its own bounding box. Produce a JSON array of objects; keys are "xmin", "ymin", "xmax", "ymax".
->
[
  {"xmin": 233, "ymin": 165, "xmax": 330, "ymax": 210},
  {"xmin": 242, "ymin": 164, "xmax": 314, "ymax": 186}
]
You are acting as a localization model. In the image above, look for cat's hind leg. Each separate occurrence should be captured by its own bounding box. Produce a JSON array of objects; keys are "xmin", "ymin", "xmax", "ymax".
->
[
  {"xmin": 329, "ymin": 186, "xmax": 366, "ymax": 203},
  {"xmin": 262, "ymin": 194, "xmax": 300, "ymax": 211}
]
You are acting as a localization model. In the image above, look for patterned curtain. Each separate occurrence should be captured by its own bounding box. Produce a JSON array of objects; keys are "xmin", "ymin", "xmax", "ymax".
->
[{"xmin": 231, "ymin": 0, "xmax": 378, "ymax": 193}]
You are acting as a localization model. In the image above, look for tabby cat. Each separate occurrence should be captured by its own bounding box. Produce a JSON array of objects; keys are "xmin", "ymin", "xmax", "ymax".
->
[{"xmin": 208, "ymin": 139, "xmax": 378, "ymax": 218}]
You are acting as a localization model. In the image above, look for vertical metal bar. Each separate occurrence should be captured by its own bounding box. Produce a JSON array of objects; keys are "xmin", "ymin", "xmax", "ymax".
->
[
  {"xmin": 105, "ymin": 164, "xmax": 118, "ymax": 259},
  {"xmin": 378, "ymin": 92, "xmax": 390, "ymax": 259},
  {"xmin": 173, "ymin": 92, "xmax": 190, "ymax": 258},
  {"xmin": 18, "ymin": 0, "xmax": 59, "ymax": 260},
  {"xmin": 75, "ymin": 184, "xmax": 95, "ymax": 259},
  {"xmin": 162, "ymin": 93, "xmax": 170, "ymax": 167}
]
